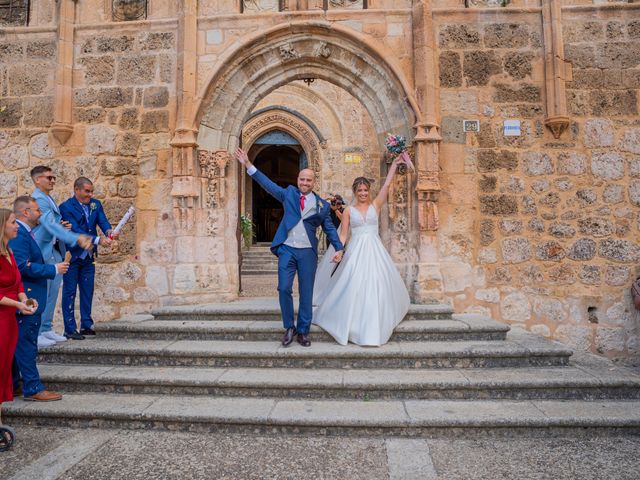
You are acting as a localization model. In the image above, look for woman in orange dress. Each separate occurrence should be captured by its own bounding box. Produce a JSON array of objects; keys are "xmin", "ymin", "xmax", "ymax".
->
[{"xmin": 0, "ymin": 208, "xmax": 35, "ymax": 450}]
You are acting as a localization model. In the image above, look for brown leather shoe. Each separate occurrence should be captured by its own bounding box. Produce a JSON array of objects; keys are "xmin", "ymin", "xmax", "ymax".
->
[
  {"xmin": 24, "ymin": 390, "xmax": 63, "ymax": 402},
  {"xmin": 282, "ymin": 327, "xmax": 296, "ymax": 347},
  {"xmin": 297, "ymin": 333, "xmax": 311, "ymax": 347}
]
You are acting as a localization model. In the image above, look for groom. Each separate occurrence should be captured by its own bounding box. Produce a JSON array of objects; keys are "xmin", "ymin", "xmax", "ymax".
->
[{"xmin": 235, "ymin": 148, "xmax": 344, "ymax": 347}]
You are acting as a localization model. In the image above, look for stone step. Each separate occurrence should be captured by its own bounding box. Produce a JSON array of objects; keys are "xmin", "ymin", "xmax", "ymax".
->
[
  {"xmin": 5, "ymin": 394, "xmax": 640, "ymax": 436},
  {"xmin": 151, "ymin": 301, "xmax": 455, "ymax": 322},
  {"xmin": 240, "ymin": 269, "xmax": 279, "ymax": 275},
  {"xmin": 36, "ymin": 364, "xmax": 640, "ymax": 400},
  {"xmin": 94, "ymin": 317, "xmax": 509, "ymax": 342},
  {"xmin": 37, "ymin": 330, "xmax": 572, "ymax": 369}
]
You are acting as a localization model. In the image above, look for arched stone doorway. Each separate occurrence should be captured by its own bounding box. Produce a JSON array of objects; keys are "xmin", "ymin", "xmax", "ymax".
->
[{"xmin": 170, "ymin": 21, "xmax": 443, "ymax": 303}]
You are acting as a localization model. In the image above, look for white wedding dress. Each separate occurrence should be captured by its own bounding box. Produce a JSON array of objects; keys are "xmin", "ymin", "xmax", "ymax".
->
[{"xmin": 312, "ymin": 204, "xmax": 410, "ymax": 346}]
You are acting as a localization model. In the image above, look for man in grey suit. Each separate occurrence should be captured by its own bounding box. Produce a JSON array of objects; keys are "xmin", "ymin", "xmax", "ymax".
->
[{"xmin": 30, "ymin": 166, "xmax": 92, "ymax": 348}]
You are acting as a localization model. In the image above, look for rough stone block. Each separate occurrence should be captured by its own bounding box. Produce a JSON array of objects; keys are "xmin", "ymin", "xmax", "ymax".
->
[
  {"xmin": 480, "ymin": 195, "xmax": 518, "ymax": 216},
  {"xmin": 569, "ymin": 69, "xmax": 603, "ymax": 89},
  {"xmin": 0, "ymin": 144, "xmax": 28, "ymax": 170},
  {"xmin": 549, "ymin": 223, "xmax": 576, "ymax": 238},
  {"xmin": 629, "ymin": 179, "xmax": 640, "ymax": 207},
  {"xmin": 139, "ymin": 32, "xmax": 175, "ymax": 51},
  {"xmin": 74, "ymin": 107, "xmax": 106, "ymax": 124},
  {"xmin": 606, "ymin": 21, "xmax": 625, "ymax": 40},
  {"xmin": 521, "ymin": 195, "xmax": 537, "ymax": 215},
  {"xmin": 578, "ymin": 265, "xmax": 602, "ymax": 285},
  {"xmin": 502, "ymin": 176, "xmax": 524, "ymax": 193},
  {"xmin": 598, "ymin": 42, "xmax": 640, "ymax": 69},
  {"xmin": 501, "ymin": 237, "xmax": 531, "ymax": 263},
  {"xmin": 478, "ymin": 247, "xmax": 497, "ymax": 264},
  {"xmin": 140, "ymin": 110, "xmax": 169, "ymax": 133},
  {"xmin": 578, "ymin": 217, "xmax": 614, "ymax": 237},
  {"xmin": 527, "ymin": 218, "xmax": 544, "ymax": 232},
  {"xmin": 566, "ymin": 238, "xmax": 596, "ymax": 261},
  {"xmin": 439, "ymin": 51, "xmax": 462, "ymax": 88},
  {"xmin": 484, "ymin": 23, "xmax": 530, "ymax": 48},
  {"xmin": 533, "ymin": 297, "xmax": 567, "ymax": 322},
  {"xmin": 475, "ymin": 288, "xmax": 500, "ymax": 303},
  {"xmin": 116, "ymin": 132, "xmax": 141, "ymax": 156},
  {"xmin": 591, "ymin": 152, "xmax": 624, "ymax": 180},
  {"xmin": 503, "ymin": 51, "xmax": 533, "ymax": 79},
  {"xmin": 438, "ymin": 24, "xmax": 480, "ymax": 49},
  {"xmin": 567, "ymin": 90, "xmax": 590, "ymax": 116},
  {"xmin": 539, "ymin": 192, "xmax": 561, "ymax": 208},
  {"xmin": 440, "ymin": 116, "xmax": 465, "ymax": 144},
  {"xmin": 119, "ymin": 108, "xmax": 139, "ymax": 130},
  {"xmin": 101, "ymin": 157, "xmax": 137, "ymax": 176},
  {"xmin": 145, "ymin": 265, "xmax": 169, "ymax": 295},
  {"xmin": 589, "ymin": 90, "xmax": 637, "ymax": 116},
  {"xmin": 478, "ymin": 175, "xmax": 496, "ymax": 192},
  {"xmin": 557, "ymin": 151, "xmax": 587, "ymax": 175},
  {"xmin": 30, "ymin": 133, "xmax": 54, "ymax": 160},
  {"xmin": 0, "ymin": 173, "xmax": 18, "ymax": 198},
  {"xmin": 477, "ymin": 149, "xmax": 517, "ymax": 172},
  {"xmin": 157, "ymin": 54, "xmax": 174, "ymax": 84},
  {"xmin": 536, "ymin": 240, "xmax": 565, "ymax": 262},
  {"xmin": 619, "ymin": 128, "xmax": 640, "ymax": 154},
  {"xmin": 463, "ymin": 50, "xmax": 501, "ymax": 86},
  {"xmin": 143, "ymin": 86, "xmax": 170, "ymax": 108},
  {"xmin": 80, "ymin": 56, "xmax": 115, "ymax": 85},
  {"xmin": 440, "ymin": 91, "xmax": 478, "ymax": 115},
  {"xmin": 0, "ymin": 98, "xmax": 21, "ymax": 128},
  {"xmin": 598, "ymin": 238, "xmax": 640, "ymax": 262},
  {"xmin": 0, "ymin": 43, "xmax": 23, "ymax": 62},
  {"xmin": 22, "ymin": 96, "xmax": 54, "ymax": 127},
  {"xmin": 603, "ymin": 184, "xmax": 624, "ymax": 204},
  {"xmin": 605, "ymin": 265, "xmax": 630, "ymax": 286},
  {"xmin": 523, "ymin": 151, "xmax": 553, "ymax": 176},
  {"xmin": 95, "ymin": 35, "xmax": 136, "ymax": 53},
  {"xmin": 583, "ymin": 119, "xmax": 614, "ymax": 147},
  {"xmin": 563, "ymin": 21, "xmax": 604, "ymax": 43},
  {"xmin": 9, "ymin": 64, "xmax": 49, "ymax": 95},
  {"xmin": 117, "ymin": 56, "xmax": 157, "ymax": 84},
  {"xmin": 547, "ymin": 264, "xmax": 576, "ymax": 285},
  {"xmin": 95, "ymin": 87, "xmax": 134, "ymax": 108},
  {"xmin": 26, "ymin": 40, "xmax": 56, "ymax": 59},
  {"xmin": 629, "ymin": 20, "xmax": 640, "ymax": 38},
  {"xmin": 554, "ymin": 177, "xmax": 573, "ymax": 192},
  {"xmin": 118, "ymin": 176, "xmax": 138, "ymax": 198},
  {"xmin": 480, "ymin": 219, "xmax": 495, "ymax": 246},
  {"xmin": 86, "ymin": 125, "xmax": 117, "ymax": 155},
  {"xmin": 500, "ymin": 291, "xmax": 531, "ymax": 321},
  {"xmin": 498, "ymin": 219, "xmax": 523, "ymax": 235},
  {"xmin": 493, "ymin": 84, "xmax": 541, "ymax": 103},
  {"xmin": 595, "ymin": 327, "xmax": 626, "ymax": 353}
]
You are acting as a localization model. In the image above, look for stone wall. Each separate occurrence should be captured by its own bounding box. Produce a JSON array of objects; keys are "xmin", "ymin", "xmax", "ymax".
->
[{"xmin": 435, "ymin": 8, "xmax": 640, "ymax": 364}]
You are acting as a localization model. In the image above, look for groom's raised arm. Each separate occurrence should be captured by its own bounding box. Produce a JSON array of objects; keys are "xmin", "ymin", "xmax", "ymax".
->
[{"xmin": 235, "ymin": 148, "xmax": 286, "ymax": 203}]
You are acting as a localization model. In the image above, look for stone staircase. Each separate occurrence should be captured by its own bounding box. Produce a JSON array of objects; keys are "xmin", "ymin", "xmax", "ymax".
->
[
  {"xmin": 240, "ymin": 246, "xmax": 278, "ymax": 275},
  {"xmin": 5, "ymin": 298, "xmax": 640, "ymax": 436}
]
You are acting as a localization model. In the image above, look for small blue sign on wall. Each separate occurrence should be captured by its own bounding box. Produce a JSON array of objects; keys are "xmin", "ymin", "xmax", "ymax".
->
[{"xmin": 503, "ymin": 120, "xmax": 521, "ymax": 137}]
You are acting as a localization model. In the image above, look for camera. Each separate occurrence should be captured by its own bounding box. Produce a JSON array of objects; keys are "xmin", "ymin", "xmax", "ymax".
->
[{"xmin": 330, "ymin": 199, "xmax": 343, "ymax": 207}]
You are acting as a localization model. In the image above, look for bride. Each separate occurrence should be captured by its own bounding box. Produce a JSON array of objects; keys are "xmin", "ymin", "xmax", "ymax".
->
[{"xmin": 312, "ymin": 156, "xmax": 410, "ymax": 346}]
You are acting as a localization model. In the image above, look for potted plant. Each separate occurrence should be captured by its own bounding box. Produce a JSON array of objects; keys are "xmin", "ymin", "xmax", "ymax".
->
[{"xmin": 240, "ymin": 214, "xmax": 255, "ymax": 250}]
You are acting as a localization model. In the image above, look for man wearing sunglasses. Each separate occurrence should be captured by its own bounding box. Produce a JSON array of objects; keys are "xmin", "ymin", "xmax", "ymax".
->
[{"xmin": 30, "ymin": 166, "xmax": 92, "ymax": 348}]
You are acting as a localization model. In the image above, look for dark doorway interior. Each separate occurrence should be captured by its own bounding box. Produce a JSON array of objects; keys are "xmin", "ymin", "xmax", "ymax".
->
[{"xmin": 252, "ymin": 145, "xmax": 300, "ymax": 242}]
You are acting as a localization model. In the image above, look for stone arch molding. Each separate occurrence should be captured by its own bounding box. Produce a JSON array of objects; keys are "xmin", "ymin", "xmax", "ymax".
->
[
  {"xmin": 194, "ymin": 21, "xmax": 423, "ymax": 151},
  {"xmin": 242, "ymin": 108, "xmax": 325, "ymax": 174}
]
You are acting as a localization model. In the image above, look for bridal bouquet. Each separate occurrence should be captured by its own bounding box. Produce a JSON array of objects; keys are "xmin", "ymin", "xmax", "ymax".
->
[{"xmin": 384, "ymin": 134, "xmax": 415, "ymax": 171}]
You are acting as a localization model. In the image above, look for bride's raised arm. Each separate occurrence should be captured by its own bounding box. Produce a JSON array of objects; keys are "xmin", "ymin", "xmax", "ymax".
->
[
  {"xmin": 338, "ymin": 207, "xmax": 351, "ymax": 247},
  {"xmin": 373, "ymin": 156, "xmax": 403, "ymax": 212}
]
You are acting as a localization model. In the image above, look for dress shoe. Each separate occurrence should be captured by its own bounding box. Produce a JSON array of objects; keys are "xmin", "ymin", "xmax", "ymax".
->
[
  {"xmin": 13, "ymin": 385, "xmax": 22, "ymax": 397},
  {"xmin": 37, "ymin": 334, "xmax": 56, "ymax": 349},
  {"xmin": 282, "ymin": 327, "xmax": 296, "ymax": 347},
  {"xmin": 24, "ymin": 390, "xmax": 62, "ymax": 402},
  {"xmin": 42, "ymin": 330, "xmax": 67, "ymax": 343},
  {"xmin": 297, "ymin": 333, "xmax": 311, "ymax": 347},
  {"xmin": 80, "ymin": 328, "xmax": 96, "ymax": 336},
  {"xmin": 64, "ymin": 331, "xmax": 85, "ymax": 340}
]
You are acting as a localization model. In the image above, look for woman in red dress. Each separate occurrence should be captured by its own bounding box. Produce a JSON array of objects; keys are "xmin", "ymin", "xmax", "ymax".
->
[{"xmin": 0, "ymin": 208, "xmax": 35, "ymax": 450}]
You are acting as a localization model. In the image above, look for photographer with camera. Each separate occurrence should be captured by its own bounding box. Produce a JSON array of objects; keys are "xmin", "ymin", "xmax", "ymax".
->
[{"xmin": 326, "ymin": 195, "xmax": 345, "ymax": 248}]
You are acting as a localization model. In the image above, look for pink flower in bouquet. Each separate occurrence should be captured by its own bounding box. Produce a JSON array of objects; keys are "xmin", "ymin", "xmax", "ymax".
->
[{"xmin": 384, "ymin": 133, "xmax": 415, "ymax": 172}]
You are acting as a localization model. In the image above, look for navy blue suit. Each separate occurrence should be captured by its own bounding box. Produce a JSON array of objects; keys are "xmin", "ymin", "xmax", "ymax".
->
[
  {"xmin": 9, "ymin": 223, "xmax": 56, "ymax": 397},
  {"xmin": 249, "ymin": 169, "xmax": 343, "ymax": 334},
  {"xmin": 59, "ymin": 197, "xmax": 112, "ymax": 333}
]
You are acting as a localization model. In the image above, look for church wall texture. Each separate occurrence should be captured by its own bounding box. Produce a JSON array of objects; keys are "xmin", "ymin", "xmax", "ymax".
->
[{"xmin": 0, "ymin": 0, "xmax": 638, "ymax": 364}]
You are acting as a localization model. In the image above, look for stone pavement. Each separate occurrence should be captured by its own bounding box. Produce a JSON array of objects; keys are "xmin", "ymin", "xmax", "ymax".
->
[{"xmin": 2, "ymin": 426, "xmax": 640, "ymax": 480}]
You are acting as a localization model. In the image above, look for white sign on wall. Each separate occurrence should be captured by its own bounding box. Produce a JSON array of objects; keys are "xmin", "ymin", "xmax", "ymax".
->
[{"xmin": 503, "ymin": 120, "xmax": 521, "ymax": 136}]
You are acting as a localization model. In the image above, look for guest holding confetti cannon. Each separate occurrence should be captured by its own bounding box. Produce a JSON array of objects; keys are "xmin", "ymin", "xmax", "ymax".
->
[{"xmin": 59, "ymin": 177, "xmax": 118, "ymax": 340}]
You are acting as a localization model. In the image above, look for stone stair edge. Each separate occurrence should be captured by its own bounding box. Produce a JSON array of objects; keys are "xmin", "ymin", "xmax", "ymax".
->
[{"xmin": 6, "ymin": 395, "xmax": 640, "ymax": 429}]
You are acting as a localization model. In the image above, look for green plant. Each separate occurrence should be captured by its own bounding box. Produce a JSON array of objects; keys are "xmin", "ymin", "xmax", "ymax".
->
[{"xmin": 240, "ymin": 214, "xmax": 255, "ymax": 249}]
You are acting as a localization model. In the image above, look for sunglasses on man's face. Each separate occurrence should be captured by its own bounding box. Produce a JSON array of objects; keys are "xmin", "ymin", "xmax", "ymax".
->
[{"xmin": 38, "ymin": 175, "xmax": 56, "ymax": 181}]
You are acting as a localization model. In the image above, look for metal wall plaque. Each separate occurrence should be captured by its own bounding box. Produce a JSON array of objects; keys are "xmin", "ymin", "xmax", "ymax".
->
[
  {"xmin": 463, "ymin": 120, "xmax": 480, "ymax": 133},
  {"xmin": 112, "ymin": 0, "xmax": 147, "ymax": 22}
]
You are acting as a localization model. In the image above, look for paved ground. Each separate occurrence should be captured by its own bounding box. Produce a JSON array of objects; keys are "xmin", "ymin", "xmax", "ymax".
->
[{"xmin": 2, "ymin": 426, "xmax": 639, "ymax": 479}]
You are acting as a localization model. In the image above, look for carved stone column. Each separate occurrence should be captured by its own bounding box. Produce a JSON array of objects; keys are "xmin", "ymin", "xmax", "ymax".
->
[
  {"xmin": 412, "ymin": 0, "xmax": 442, "ymax": 232},
  {"xmin": 542, "ymin": 0, "xmax": 570, "ymax": 139},
  {"xmin": 170, "ymin": 0, "xmax": 200, "ymax": 231},
  {"xmin": 198, "ymin": 150, "xmax": 230, "ymax": 236},
  {"xmin": 50, "ymin": 0, "xmax": 76, "ymax": 145}
]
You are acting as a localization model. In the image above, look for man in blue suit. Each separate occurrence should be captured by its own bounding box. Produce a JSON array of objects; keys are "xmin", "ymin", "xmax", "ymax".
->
[
  {"xmin": 10, "ymin": 196, "xmax": 67, "ymax": 401},
  {"xmin": 235, "ymin": 148, "xmax": 344, "ymax": 347},
  {"xmin": 31, "ymin": 166, "xmax": 92, "ymax": 348},
  {"xmin": 59, "ymin": 177, "xmax": 115, "ymax": 339}
]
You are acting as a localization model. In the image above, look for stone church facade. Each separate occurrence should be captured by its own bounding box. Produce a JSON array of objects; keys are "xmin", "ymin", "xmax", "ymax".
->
[{"xmin": 0, "ymin": 0, "xmax": 639, "ymax": 363}]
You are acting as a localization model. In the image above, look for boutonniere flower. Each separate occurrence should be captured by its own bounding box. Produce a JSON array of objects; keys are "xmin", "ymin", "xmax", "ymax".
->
[
  {"xmin": 317, "ymin": 201, "xmax": 323, "ymax": 211},
  {"xmin": 90, "ymin": 202, "xmax": 97, "ymax": 211}
]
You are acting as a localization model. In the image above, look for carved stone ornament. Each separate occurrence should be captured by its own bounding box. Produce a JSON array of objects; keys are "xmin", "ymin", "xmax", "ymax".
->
[
  {"xmin": 544, "ymin": 116, "xmax": 570, "ymax": 140},
  {"xmin": 279, "ymin": 43, "xmax": 300, "ymax": 60},
  {"xmin": 315, "ymin": 42, "xmax": 331, "ymax": 59},
  {"xmin": 112, "ymin": 0, "xmax": 147, "ymax": 22},
  {"xmin": 199, "ymin": 150, "xmax": 230, "ymax": 236}
]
